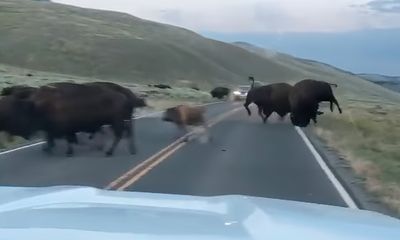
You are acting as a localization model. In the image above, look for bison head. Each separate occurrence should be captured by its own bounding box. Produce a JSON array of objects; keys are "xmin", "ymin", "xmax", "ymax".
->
[
  {"xmin": 0, "ymin": 96, "xmax": 38, "ymax": 139},
  {"xmin": 290, "ymin": 113, "xmax": 311, "ymax": 127}
]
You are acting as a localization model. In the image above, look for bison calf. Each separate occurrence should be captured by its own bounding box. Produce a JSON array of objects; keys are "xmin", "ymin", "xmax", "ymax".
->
[{"xmin": 162, "ymin": 105, "xmax": 210, "ymax": 142}]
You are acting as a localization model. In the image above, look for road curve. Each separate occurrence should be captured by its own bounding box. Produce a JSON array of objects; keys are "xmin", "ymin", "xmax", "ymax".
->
[{"xmin": 0, "ymin": 102, "xmax": 348, "ymax": 207}]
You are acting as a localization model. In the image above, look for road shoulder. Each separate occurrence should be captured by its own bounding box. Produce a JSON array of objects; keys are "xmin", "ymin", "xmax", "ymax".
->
[{"xmin": 302, "ymin": 127, "xmax": 399, "ymax": 218}]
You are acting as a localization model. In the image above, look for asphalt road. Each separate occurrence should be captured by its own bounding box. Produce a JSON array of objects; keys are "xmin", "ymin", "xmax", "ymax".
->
[{"xmin": 0, "ymin": 102, "xmax": 348, "ymax": 207}]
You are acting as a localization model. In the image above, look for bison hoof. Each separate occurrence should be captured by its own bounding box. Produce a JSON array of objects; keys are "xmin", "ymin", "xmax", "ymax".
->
[
  {"xmin": 42, "ymin": 145, "xmax": 53, "ymax": 154},
  {"xmin": 95, "ymin": 144, "xmax": 105, "ymax": 151},
  {"xmin": 105, "ymin": 151, "xmax": 113, "ymax": 157},
  {"xmin": 129, "ymin": 147, "xmax": 137, "ymax": 155}
]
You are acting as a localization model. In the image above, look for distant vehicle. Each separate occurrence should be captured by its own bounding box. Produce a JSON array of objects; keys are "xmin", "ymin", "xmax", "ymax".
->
[
  {"xmin": 1, "ymin": 186, "xmax": 400, "ymax": 240},
  {"xmin": 232, "ymin": 85, "xmax": 251, "ymax": 101}
]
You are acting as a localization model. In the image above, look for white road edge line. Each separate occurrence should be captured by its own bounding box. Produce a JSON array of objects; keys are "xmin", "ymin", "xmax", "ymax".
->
[
  {"xmin": 0, "ymin": 101, "xmax": 225, "ymax": 155},
  {"xmin": 294, "ymin": 126, "xmax": 358, "ymax": 209}
]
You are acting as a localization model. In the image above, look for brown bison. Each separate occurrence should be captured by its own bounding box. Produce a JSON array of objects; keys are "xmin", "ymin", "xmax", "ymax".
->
[
  {"xmin": 244, "ymin": 83, "xmax": 293, "ymax": 123},
  {"xmin": 84, "ymin": 82, "xmax": 146, "ymax": 140},
  {"xmin": 29, "ymin": 82, "xmax": 136, "ymax": 156},
  {"xmin": 289, "ymin": 79, "xmax": 342, "ymax": 127},
  {"xmin": 0, "ymin": 82, "xmax": 146, "ymax": 156},
  {"xmin": 162, "ymin": 105, "xmax": 210, "ymax": 141}
]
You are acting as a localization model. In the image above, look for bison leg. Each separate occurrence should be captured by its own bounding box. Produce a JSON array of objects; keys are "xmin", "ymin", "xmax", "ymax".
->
[
  {"xmin": 106, "ymin": 121, "xmax": 124, "ymax": 156},
  {"xmin": 124, "ymin": 119, "xmax": 136, "ymax": 154},
  {"xmin": 312, "ymin": 110, "xmax": 319, "ymax": 124},
  {"xmin": 42, "ymin": 133, "xmax": 55, "ymax": 154},
  {"xmin": 65, "ymin": 133, "xmax": 76, "ymax": 157},
  {"xmin": 178, "ymin": 124, "xmax": 190, "ymax": 142},
  {"xmin": 262, "ymin": 107, "xmax": 273, "ymax": 124},
  {"xmin": 202, "ymin": 122, "xmax": 212, "ymax": 142},
  {"xmin": 88, "ymin": 133, "xmax": 95, "ymax": 140},
  {"xmin": 257, "ymin": 105, "xmax": 264, "ymax": 118},
  {"xmin": 331, "ymin": 98, "xmax": 342, "ymax": 114},
  {"xmin": 91, "ymin": 127, "xmax": 106, "ymax": 151},
  {"xmin": 312, "ymin": 116, "xmax": 318, "ymax": 124},
  {"xmin": 243, "ymin": 101, "xmax": 252, "ymax": 116}
]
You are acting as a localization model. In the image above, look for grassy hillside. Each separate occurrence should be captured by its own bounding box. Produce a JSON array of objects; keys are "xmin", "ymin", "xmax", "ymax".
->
[
  {"xmin": 358, "ymin": 74, "xmax": 400, "ymax": 93},
  {"xmin": 0, "ymin": 0, "xmax": 302, "ymax": 88},
  {"xmin": 233, "ymin": 42, "xmax": 400, "ymax": 103}
]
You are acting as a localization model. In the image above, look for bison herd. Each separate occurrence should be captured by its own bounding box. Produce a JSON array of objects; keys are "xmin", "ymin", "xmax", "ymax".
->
[
  {"xmin": 243, "ymin": 79, "xmax": 342, "ymax": 127},
  {"xmin": 0, "ymin": 82, "xmax": 146, "ymax": 156},
  {"xmin": 0, "ymin": 78, "xmax": 341, "ymax": 157}
]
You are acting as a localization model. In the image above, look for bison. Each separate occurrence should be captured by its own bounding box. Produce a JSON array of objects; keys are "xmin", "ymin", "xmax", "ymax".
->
[
  {"xmin": 153, "ymin": 84, "xmax": 172, "ymax": 89},
  {"xmin": 210, "ymin": 87, "xmax": 230, "ymax": 99},
  {"xmin": 1, "ymin": 85, "xmax": 37, "ymax": 99},
  {"xmin": 0, "ymin": 82, "xmax": 146, "ymax": 156},
  {"xmin": 0, "ymin": 94, "xmax": 39, "ymax": 140},
  {"xmin": 162, "ymin": 105, "xmax": 210, "ymax": 142},
  {"xmin": 84, "ymin": 82, "xmax": 146, "ymax": 140},
  {"xmin": 244, "ymin": 83, "xmax": 293, "ymax": 123},
  {"xmin": 289, "ymin": 79, "xmax": 342, "ymax": 127},
  {"xmin": 30, "ymin": 82, "xmax": 137, "ymax": 156}
]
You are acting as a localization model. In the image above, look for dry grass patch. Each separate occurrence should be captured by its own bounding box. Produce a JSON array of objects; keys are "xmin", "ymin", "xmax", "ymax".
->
[{"xmin": 313, "ymin": 102, "xmax": 400, "ymax": 213}]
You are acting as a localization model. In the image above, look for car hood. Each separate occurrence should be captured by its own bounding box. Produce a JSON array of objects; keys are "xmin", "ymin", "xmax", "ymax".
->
[{"xmin": 0, "ymin": 186, "xmax": 399, "ymax": 240}]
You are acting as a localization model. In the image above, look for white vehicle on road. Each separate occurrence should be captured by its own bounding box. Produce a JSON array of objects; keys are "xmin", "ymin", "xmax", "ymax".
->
[{"xmin": 231, "ymin": 85, "xmax": 251, "ymax": 101}]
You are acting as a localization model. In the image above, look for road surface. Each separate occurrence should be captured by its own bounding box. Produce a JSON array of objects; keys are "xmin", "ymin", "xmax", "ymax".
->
[{"xmin": 0, "ymin": 102, "xmax": 350, "ymax": 208}]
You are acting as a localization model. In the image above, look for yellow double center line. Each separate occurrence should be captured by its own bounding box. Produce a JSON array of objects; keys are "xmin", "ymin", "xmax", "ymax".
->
[{"xmin": 105, "ymin": 106, "xmax": 242, "ymax": 191}]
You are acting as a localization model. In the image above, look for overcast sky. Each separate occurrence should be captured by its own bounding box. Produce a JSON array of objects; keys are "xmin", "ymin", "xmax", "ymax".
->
[
  {"xmin": 53, "ymin": 0, "xmax": 400, "ymax": 75},
  {"xmin": 54, "ymin": 0, "xmax": 400, "ymax": 32}
]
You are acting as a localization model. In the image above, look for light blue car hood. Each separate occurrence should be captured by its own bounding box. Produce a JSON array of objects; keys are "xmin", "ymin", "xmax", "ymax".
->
[{"xmin": 0, "ymin": 186, "xmax": 399, "ymax": 240}]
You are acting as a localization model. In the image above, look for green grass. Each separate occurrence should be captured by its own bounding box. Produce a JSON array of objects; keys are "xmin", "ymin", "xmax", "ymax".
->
[
  {"xmin": 313, "ymin": 102, "xmax": 400, "ymax": 213},
  {"xmin": 0, "ymin": 0, "xmax": 301, "ymax": 88}
]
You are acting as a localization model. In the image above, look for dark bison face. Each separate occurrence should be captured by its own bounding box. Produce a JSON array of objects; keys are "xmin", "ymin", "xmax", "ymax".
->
[
  {"xmin": 162, "ymin": 107, "xmax": 178, "ymax": 122},
  {"xmin": 0, "ymin": 96, "xmax": 38, "ymax": 139},
  {"xmin": 290, "ymin": 113, "xmax": 311, "ymax": 127}
]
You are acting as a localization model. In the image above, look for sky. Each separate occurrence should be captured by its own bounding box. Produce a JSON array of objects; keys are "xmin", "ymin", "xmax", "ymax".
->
[{"xmin": 53, "ymin": 0, "xmax": 400, "ymax": 75}]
